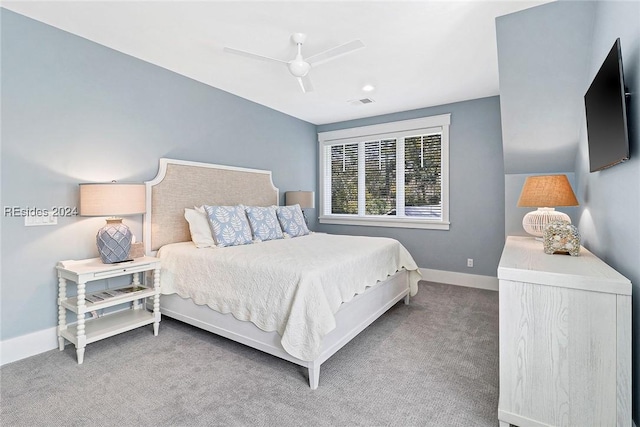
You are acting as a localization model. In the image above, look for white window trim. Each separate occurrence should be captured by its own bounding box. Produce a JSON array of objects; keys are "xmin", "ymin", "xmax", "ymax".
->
[{"xmin": 318, "ymin": 114, "xmax": 450, "ymax": 230}]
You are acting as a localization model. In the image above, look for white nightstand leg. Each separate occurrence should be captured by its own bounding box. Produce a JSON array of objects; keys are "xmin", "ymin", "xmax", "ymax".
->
[
  {"xmin": 76, "ymin": 281, "xmax": 87, "ymax": 364},
  {"xmin": 153, "ymin": 267, "xmax": 161, "ymax": 336},
  {"xmin": 131, "ymin": 272, "xmax": 141, "ymax": 309},
  {"xmin": 76, "ymin": 348, "xmax": 85, "ymax": 364},
  {"xmin": 57, "ymin": 275, "xmax": 67, "ymax": 351}
]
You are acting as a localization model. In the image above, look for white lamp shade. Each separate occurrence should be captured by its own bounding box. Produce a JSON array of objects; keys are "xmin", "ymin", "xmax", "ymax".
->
[
  {"xmin": 79, "ymin": 183, "xmax": 146, "ymax": 217},
  {"xmin": 285, "ymin": 191, "xmax": 315, "ymax": 209}
]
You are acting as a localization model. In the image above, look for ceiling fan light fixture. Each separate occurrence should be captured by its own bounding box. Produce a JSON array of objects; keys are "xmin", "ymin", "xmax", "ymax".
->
[{"xmin": 288, "ymin": 60, "xmax": 311, "ymax": 77}]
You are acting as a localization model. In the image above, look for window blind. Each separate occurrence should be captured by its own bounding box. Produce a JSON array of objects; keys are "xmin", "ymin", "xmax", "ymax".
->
[
  {"xmin": 365, "ymin": 139, "xmax": 397, "ymax": 215},
  {"xmin": 318, "ymin": 113, "xmax": 450, "ymax": 229},
  {"xmin": 330, "ymin": 143, "xmax": 358, "ymax": 214},
  {"xmin": 404, "ymin": 134, "xmax": 442, "ymax": 219}
]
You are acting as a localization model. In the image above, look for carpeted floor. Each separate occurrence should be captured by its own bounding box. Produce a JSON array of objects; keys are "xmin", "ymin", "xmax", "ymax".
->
[{"xmin": 0, "ymin": 282, "xmax": 499, "ymax": 426}]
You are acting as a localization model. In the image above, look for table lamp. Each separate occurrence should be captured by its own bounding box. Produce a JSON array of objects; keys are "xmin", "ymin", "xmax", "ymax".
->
[
  {"xmin": 285, "ymin": 191, "xmax": 315, "ymax": 225},
  {"xmin": 517, "ymin": 175, "xmax": 578, "ymax": 239},
  {"xmin": 79, "ymin": 182, "xmax": 146, "ymax": 263}
]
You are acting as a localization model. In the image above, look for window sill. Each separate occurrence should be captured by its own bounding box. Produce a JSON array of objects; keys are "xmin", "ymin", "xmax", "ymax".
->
[{"xmin": 318, "ymin": 215, "xmax": 450, "ymax": 230}]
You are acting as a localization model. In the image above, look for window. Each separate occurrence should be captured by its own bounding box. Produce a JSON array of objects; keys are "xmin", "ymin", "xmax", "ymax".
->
[{"xmin": 318, "ymin": 114, "xmax": 450, "ymax": 230}]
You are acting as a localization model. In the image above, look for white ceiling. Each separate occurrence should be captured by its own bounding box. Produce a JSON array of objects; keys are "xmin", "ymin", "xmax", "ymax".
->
[{"xmin": 2, "ymin": 0, "xmax": 552, "ymax": 125}]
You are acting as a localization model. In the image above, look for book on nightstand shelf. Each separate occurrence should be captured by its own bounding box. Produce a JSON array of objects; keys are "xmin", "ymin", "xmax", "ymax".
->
[
  {"xmin": 84, "ymin": 286, "xmax": 149, "ymax": 303},
  {"xmin": 85, "ymin": 294, "xmax": 103, "ymax": 303}
]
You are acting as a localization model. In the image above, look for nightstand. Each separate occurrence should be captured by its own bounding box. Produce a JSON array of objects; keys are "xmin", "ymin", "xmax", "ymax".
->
[{"xmin": 56, "ymin": 256, "xmax": 161, "ymax": 364}]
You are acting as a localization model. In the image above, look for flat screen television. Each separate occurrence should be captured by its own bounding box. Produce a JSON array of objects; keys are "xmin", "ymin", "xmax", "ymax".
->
[{"xmin": 584, "ymin": 38, "xmax": 630, "ymax": 172}]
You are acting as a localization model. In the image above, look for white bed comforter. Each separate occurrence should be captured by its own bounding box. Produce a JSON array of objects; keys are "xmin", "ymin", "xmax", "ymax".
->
[{"xmin": 158, "ymin": 233, "xmax": 420, "ymax": 361}]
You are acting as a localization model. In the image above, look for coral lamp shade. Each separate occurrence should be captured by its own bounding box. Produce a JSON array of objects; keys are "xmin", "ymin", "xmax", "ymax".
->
[{"xmin": 517, "ymin": 175, "xmax": 578, "ymax": 208}]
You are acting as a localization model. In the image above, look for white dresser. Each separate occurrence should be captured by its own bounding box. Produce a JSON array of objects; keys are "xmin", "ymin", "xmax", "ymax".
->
[{"xmin": 497, "ymin": 236, "xmax": 631, "ymax": 427}]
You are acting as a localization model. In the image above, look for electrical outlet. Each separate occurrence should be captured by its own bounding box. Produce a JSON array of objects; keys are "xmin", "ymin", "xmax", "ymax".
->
[{"xmin": 467, "ymin": 258, "xmax": 474, "ymax": 268}]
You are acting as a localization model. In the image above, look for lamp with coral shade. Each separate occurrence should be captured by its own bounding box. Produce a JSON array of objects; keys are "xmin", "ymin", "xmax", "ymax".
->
[{"xmin": 517, "ymin": 175, "xmax": 579, "ymax": 239}]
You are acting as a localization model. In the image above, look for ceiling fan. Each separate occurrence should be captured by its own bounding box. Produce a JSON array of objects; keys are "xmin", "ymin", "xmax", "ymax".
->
[{"xmin": 224, "ymin": 33, "xmax": 365, "ymax": 93}]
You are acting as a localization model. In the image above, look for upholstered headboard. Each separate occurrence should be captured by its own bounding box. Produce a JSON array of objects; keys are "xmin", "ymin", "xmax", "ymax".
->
[{"xmin": 144, "ymin": 158, "xmax": 279, "ymax": 253}]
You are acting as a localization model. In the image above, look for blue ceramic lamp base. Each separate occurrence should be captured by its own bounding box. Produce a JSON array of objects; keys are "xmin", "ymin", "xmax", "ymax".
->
[{"xmin": 97, "ymin": 218, "xmax": 133, "ymax": 264}]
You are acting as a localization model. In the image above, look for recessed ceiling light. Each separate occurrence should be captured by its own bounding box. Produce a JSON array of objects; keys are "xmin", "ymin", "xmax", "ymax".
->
[{"xmin": 362, "ymin": 84, "xmax": 375, "ymax": 92}]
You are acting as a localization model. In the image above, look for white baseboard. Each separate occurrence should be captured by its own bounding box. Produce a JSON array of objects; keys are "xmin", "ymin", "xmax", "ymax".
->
[
  {"xmin": 1, "ymin": 307, "xmax": 130, "ymax": 366},
  {"xmin": 1, "ymin": 326, "xmax": 58, "ymax": 366},
  {"xmin": 419, "ymin": 268, "xmax": 498, "ymax": 291}
]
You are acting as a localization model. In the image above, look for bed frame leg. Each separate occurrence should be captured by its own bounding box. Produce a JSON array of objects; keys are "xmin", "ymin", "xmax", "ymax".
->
[
  {"xmin": 404, "ymin": 293, "xmax": 410, "ymax": 305},
  {"xmin": 308, "ymin": 361, "xmax": 320, "ymax": 390}
]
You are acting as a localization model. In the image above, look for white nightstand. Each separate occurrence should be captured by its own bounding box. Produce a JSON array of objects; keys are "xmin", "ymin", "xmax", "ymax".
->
[{"xmin": 56, "ymin": 256, "xmax": 161, "ymax": 364}]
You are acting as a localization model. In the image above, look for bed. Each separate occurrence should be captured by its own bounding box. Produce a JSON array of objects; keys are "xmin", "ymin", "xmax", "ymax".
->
[{"xmin": 144, "ymin": 158, "xmax": 421, "ymax": 388}]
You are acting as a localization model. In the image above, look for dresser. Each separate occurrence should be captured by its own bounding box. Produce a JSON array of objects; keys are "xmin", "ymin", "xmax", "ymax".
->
[{"xmin": 497, "ymin": 236, "xmax": 631, "ymax": 427}]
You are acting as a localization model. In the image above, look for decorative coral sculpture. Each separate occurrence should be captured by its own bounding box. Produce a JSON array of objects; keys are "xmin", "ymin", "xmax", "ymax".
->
[{"xmin": 543, "ymin": 220, "xmax": 580, "ymax": 256}]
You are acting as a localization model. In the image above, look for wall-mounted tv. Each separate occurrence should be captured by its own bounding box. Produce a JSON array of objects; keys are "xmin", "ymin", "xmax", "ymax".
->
[{"xmin": 584, "ymin": 38, "xmax": 630, "ymax": 172}]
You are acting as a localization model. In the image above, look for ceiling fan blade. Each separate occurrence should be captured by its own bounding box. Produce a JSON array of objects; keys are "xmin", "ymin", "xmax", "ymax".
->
[
  {"xmin": 298, "ymin": 75, "xmax": 314, "ymax": 93},
  {"xmin": 223, "ymin": 47, "xmax": 288, "ymax": 65},
  {"xmin": 306, "ymin": 40, "xmax": 365, "ymax": 66}
]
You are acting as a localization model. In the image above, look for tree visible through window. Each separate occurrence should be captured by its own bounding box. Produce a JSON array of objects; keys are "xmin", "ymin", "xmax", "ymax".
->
[
  {"xmin": 404, "ymin": 134, "xmax": 442, "ymax": 218},
  {"xmin": 330, "ymin": 143, "xmax": 358, "ymax": 214},
  {"xmin": 319, "ymin": 115, "xmax": 450, "ymax": 230},
  {"xmin": 365, "ymin": 139, "xmax": 396, "ymax": 215}
]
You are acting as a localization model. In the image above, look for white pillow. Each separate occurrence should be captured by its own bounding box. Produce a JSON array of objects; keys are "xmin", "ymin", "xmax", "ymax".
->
[{"xmin": 184, "ymin": 206, "xmax": 215, "ymax": 248}]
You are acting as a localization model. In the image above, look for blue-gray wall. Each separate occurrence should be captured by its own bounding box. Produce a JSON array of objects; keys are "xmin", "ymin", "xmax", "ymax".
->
[
  {"xmin": 574, "ymin": 1, "xmax": 640, "ymax": 421},
  {"xmin": 496, "ymin": 0, "xmax": 595, "ymax": 240},
  {"xmin": 1, "ymin": 9, "xmax": 506, "ymax": 345},
  {"xmin": 316, "ymin": 97, "xmax": 505, "ymax": 278},
  {"xmin": 497, "ymin": 0, "xmax": 596, "ymax": 175},
  {"xmin": 0, "ymin": 10, "xmax": 317, "ymax": 341},
  {"xmin": 497, "ymin": 0, "xmax": 640, "ymax": 421}
]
